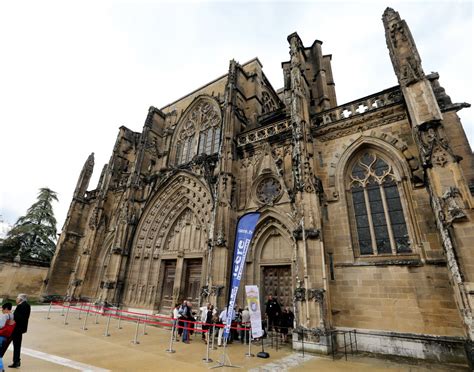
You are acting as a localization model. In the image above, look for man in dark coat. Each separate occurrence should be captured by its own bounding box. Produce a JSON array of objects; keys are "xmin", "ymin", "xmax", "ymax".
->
[
  {"xmin": 8, "ymin": 294, "xmax": 31, "ymax": 368},
  {"xmin": 265, "ymin": 295, "xmax": 281, "ymax": 332}
]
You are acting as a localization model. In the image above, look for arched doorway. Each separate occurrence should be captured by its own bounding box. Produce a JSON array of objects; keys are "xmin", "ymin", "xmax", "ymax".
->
[
  {"xmin": 248, "ymin": 216, "xmax": 295, "ymax": 309},
  {"xmin": 125, "ymin": 173, "xmax": 212, "ymax": 312}
]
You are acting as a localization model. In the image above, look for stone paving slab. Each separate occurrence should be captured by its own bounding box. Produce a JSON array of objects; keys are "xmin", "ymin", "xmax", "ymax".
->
[{"xmin": 7, "ymin": 307, "xmax": 469, "ymax": 371}]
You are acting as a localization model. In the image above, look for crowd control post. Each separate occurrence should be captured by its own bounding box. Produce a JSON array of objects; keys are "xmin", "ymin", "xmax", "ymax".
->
[
  {"xmin": 61, "ymin": 303, "xmax": 65, "ymax": 316},
  {"xmin": 246, "ymin": 327, "xmax": 254, "ymax": 357},
  {"xmin": 211, "ymin": 324, "xmax": 217, "ymax": 350},
  {"xmin": 117, "ymin": 313, "xmax": 122, "ymax": 329},
  {"xmin": 132, "ymin": 319, "xmax": 140, "ymax": 344},
  {"xmin": 78, "ymin": 302, "xmax": 83, "ymax": 320},
  {"xmin": 95, "ymin": 309, "xmax": 100, "ymax": 324},
  {"xmin": 82, "ymin": 303, "xmax": 90, "ymax": 331},
  {"xmin": 202, "ymin": 330, "xmax": 213, "ymax": 363},
  {"xmin": 143, "ymin": 315, "xmax": 148, "ymax": 335},
  {"xmin": 46, "ymin": 302, "xmax": 52, "ymax": 320},
  {"xmin": 104, "ymin": 313, "xmax": 111, "ymax": 337},
  {"xmin": 64, "ymin": 304, "xmax": 70, "ymax": 325},
  {"xmin": 165, "ymin": 321, "xmax": 176, "ymax": 353}
]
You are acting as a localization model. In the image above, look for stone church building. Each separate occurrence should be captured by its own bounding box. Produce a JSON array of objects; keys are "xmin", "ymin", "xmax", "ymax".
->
[{"xmin": 43, "ymin": 8, "xmax": 473, "ymax": 364}]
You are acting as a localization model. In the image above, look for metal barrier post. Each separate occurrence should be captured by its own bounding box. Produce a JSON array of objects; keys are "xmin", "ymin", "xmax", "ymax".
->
[
  {"xmin": 104, "ymin": 313, "xmax": 111, "ymax": 337},
  {"xmin": 131, "ymin": 319, "xmax": 140, "ymax": 344},
  {"xmin": 64, "ymin": 304, "xmax": 70, "ymax": 325},
  {"xmin": 354, "ymin": 329, "xmax": 358, "ymax": 352},
  {"xmin": 78, "ymin": 302, "xmax": 83, "ymax": 319},
  {"xmin": 211, "ymin": 324, "xmax": 216, "ymax": 350},
  {"xmin": 246, "ymin": 326, "xmax": 254, "ymax": 357},
  {"xmin": 46, "ymin": 302, "xmax": 52, "ymax": 320},
  {"xmin": 117, "ymin": 312, "xmax": 122, "ymax": 329},
  {"xmin": 61, "ymin": 303, "xmax": 65, "ymax": 316},
  {"xmin": 143, "ymin": 315, "xmax": 148, "ymax": 335},
  {"xmin": 95, "ymin": 308, "xmax": 100, "ymax": 324},
  {"xmin": 301, "ymin": 329, "xmax": 305, "ymax": 358},
  {"xmin": 202, "ymin": 330, "xmax": 213, "ymax": 363},
  {"xmin": 82, "ymin": 303, "xmax": 90, "ymax": 331},
  {"xmin": 165, "ymin": 321, "xmax": 176, "ymax": 353},
  {"xmin": 343, "ymin": 332, "xmax": 347, "ymax": 361}
]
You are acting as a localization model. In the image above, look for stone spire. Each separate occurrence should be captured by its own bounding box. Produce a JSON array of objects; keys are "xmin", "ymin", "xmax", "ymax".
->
[
  {"xmin": 73, "ymin": 152, "xmax": 94, "ymax": 199},
  {"xmin": 383, "ymin": 7, "xmax": 425, "ymax": 87}
]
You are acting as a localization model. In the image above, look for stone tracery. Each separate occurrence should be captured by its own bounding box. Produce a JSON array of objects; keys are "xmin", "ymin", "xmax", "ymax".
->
[{"xmin": 174, "ymin": 98, "xmax": 222, "ymax": 164}]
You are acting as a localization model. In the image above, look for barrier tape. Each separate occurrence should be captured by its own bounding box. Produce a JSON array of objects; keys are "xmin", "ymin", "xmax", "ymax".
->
[{"xmin": 51, "ymin": 302, "xmax": 251, "ymax": 332}]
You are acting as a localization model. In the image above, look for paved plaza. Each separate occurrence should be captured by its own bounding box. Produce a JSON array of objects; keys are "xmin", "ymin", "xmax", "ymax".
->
[{"xmin": 1, "ymin": 307, "xmax": 469, "ymax": 371}]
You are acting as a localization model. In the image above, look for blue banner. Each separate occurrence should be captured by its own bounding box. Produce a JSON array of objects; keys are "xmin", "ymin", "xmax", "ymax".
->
[{"xmin": 223, "ymin": 212, "xmax": 260, "ymax": 339}]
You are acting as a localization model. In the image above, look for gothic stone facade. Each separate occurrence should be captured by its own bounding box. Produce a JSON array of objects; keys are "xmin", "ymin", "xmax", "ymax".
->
[{"xmin": 44, "ymin": 8, "xmax": 474, "ymax": 364}]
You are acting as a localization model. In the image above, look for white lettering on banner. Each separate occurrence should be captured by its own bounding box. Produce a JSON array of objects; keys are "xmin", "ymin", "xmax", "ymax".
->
[{"xmin": 224, "ymin": 213, "xmax": 260, "ymax": 339}]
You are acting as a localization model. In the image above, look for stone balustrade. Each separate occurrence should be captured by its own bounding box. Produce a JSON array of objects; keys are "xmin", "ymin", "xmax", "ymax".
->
[{"xmin": 312, "ymin": 86, "xmax": 403, "ymax": 127}]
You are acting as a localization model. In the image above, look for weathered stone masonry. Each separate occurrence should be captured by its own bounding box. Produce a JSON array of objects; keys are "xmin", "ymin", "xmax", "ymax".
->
[{"xmin": 43, "ymin": 8, "xmax": 473, "ymax": 365}]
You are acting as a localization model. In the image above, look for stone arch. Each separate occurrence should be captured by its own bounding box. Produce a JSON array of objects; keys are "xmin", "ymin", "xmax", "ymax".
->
[
  {"xmin": 169, "ymin": 95, "xmax": 222, "ymax": 165},
  {"xmin": 245, "ymin": 209, "xmax": 296, "ymax": 308},
  {"xmin": 327, "ymin": 133, "xmax": 420, "ymax": 196},
  {"xmin": 81, "ymin": 231, "xmax": 114, "ymax": 299},
  {"xmin": 133, "ymin": 172, "xmax": 212, "ymax": 256},
  {"xmin": 332, "ymin": 135, "xmax": 415, "ymax": 197},
  {"xmin": 125, "ymin": 172, "xmax": 212, "ymax": 307},
  {"xmin": 250, "ymin": 209, "xmax": 296, "ymax": 262},
  {"xmin": 332, "ymin": 136, "xmax": 423, "ymax": 257},
  {"xmin": 261, "ymin": 89, "xmax": 278, "ymax": 114}
]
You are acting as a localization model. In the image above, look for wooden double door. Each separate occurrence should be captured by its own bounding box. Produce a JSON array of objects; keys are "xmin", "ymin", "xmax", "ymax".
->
[
  {"xmin": 262, "ymin": 265, "xmax": 292, "ymax": 308},
  {"xmin": 182, "ymin": 259, "xmax": 202, "ymax": 305},
  {"xmin": 159, "ymin": 258, "xmax": 202, "ymax": 313}
]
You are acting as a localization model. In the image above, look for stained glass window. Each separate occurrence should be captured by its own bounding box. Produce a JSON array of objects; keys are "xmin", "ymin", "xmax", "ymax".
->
[
  {"xmin": 175, "ymin": 100, "xmax": 221, "ymax": 164},
  {"xmin": 349, "ymin": 151, "xmax": 410, "ymax": 256}
]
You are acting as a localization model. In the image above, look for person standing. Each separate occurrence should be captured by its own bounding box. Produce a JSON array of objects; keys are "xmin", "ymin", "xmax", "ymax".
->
[
  {"xmin": 240, "ymin": 307, "xmax": 251, "ymax": 344},
  {"xmin": 265, "ymin": 295, "xmax": 281, "ymax": 332},
  {"xmin": 8, "ymin": 294, "xmax": 30, "ymax": 369},
  {"xmin": 0, "ymin": 303, "xmax": 15, "ymax": 372},
  {"xmin": 217, "ymin": 307, "xmax": 228, "ymax": 347}
]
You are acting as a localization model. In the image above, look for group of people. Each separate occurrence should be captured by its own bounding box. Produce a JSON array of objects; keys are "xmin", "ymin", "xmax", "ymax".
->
[
  {"xmin": 171, "ymin": 295, "xmax": 294, "ymax": 347},
  {"xmin": 265, "ymin": 295, "xmax": 295, "ymax": 343},
  {"xmin": 0, "ymin": 294, "xmax": 31, "ymax": 370}
]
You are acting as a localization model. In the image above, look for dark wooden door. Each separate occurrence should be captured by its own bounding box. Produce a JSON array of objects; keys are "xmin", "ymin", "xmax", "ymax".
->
[
  {"xmin": 159, "ymin": 260, "xmax": 176, "ymax": 313},
  {"xmin": 262, "ymin": 265, "xmax": 292, "ymax": 308},
  {"xmin": 183, "ymin": 259, "xmax": 202, "ymax": 306}
]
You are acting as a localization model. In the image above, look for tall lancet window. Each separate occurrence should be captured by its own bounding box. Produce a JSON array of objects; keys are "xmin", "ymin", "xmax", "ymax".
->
[
  {"xmin": 348, "ymin": 151, "xmax": 410, "ymax": 256},
  {"xmin": 175, "ymin": 120, "xmax": 195, "ymax": 165},
  {"xmin": 174, "ymin": 100, "xmax": 221, "ymax": 165},
  {"xmin": 198, "ymin": 103, "xmax": 221, "ymax": 155}
]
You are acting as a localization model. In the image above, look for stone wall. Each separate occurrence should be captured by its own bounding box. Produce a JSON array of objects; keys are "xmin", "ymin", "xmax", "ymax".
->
[{"xmin": 0, "ymin": 260, "xmax": 48, "ymax": 300}]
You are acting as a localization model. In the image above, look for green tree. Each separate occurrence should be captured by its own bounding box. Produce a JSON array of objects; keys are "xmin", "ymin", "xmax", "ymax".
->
[{"xmin": 0, "ymin": 188, "xmax": 58, "ymax": 262}]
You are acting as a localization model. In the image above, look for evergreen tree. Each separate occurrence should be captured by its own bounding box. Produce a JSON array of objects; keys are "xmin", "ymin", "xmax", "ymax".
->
[{"xmin": 0, "ymin": 188, "xmax": 58, "ymax": 262}]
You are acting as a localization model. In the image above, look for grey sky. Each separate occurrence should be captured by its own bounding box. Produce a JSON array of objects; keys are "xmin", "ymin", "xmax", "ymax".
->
[{"xmin": 0, "ymin": 0, "xmax": 472, "ymax": 232}]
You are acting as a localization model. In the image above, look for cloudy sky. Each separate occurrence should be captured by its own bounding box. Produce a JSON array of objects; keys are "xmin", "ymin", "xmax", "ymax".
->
[{"xmin": 0, "ymin": 0, "xmax": 472, "ymax": 232}]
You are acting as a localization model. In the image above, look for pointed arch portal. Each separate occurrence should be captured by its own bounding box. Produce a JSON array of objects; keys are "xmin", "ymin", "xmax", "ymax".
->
[{"xmin": 126, "ymin": 173, "xmax": 212, "ymax": 312}]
